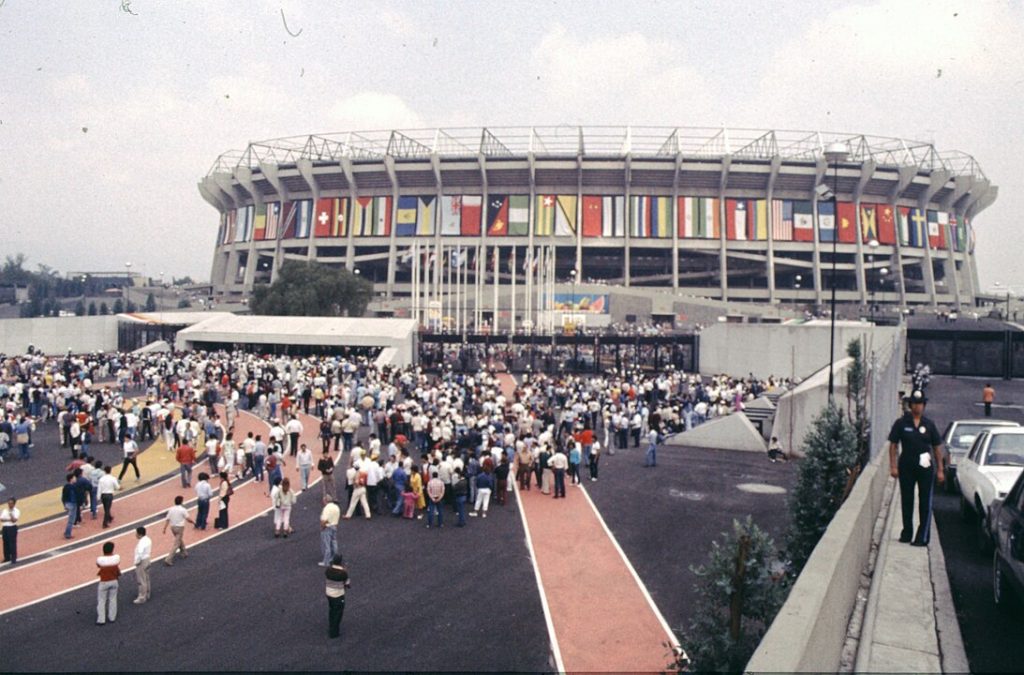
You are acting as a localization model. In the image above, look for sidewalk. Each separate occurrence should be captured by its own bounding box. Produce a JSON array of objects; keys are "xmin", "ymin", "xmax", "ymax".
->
[{"xmin": 855, "ymin": 478, "xmax": 969, "ymax": 673}]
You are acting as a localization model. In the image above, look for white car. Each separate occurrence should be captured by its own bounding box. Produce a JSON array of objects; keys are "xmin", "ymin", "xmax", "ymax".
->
[
  {"xmin": 942, "ymin": 418, "xmax": 1020, "ymax": 492},
  {"xmin": 958, "ymin": 427, "xmax": 1024, "ymax": 553}
]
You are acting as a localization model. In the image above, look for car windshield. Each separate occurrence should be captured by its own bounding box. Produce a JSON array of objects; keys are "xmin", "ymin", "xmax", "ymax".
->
[
  {"xmin": 951, "ymin": 424, "xmax": 1001, "ymax": 448},
  {"xmin": 985, "ymin": 435, "xmax": 1024, "ymax": 466}
]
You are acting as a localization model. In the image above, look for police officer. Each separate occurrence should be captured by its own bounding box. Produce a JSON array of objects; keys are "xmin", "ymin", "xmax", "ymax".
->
[{"xmin": 888, "ymin": 390, "xmax": 945, "ymax": 545}]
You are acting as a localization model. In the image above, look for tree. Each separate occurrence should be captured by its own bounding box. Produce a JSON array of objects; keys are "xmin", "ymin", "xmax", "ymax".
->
[
  {"xmin": 845, "ymin": 338, "xmax": 870, "ymax": 469},
  {"xmin": 177, "ymin": 298, "xmax": 192, "ymax": 309},
  {"xmin": 88, "ymin": 301, "xmax": 98, "ymax": 316},
  {"xmin": 126, "ymin": 300, "xmax": 138, "ymax": 313},
  {"xmin": 250, "ymin": 261, "xmax": 373, "ymax": 317},
  {"xmin": 99, "ymin": 302, "xmax": 110, "ymax": 315},
  {"xmin": 785, "ymin": 403, "xmax": 859, "ymax": 573},
  {"xmin": 112, "ymin": 298, "xmax": 124, "ymax": 314},
  {"xmin": 74, "ymin": 300, "xmax": 86, "ymax": 316},
  {"xmin": 144, "ymin": 292, "xmax": 157, "ymax": 312},
  {"xmin": 681, "ymin": 517, "xmax": 789, "ymax": 672}
]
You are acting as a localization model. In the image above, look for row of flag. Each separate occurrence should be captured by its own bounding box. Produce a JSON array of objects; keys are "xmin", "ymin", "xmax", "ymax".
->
[{"xmin": 218, "ymin": 197, "xmax": 971, "ymax": 250}]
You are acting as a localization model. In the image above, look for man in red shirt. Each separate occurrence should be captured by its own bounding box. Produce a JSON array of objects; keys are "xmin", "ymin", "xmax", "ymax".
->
[
  {"xmin": 176, "ymin": 442, "xmax": 196, "ymax": 488},
  {"xmin": 575, "ymin": 426, "xmax": 595, "ymax": 469},
  {"xmin": 95, "ymin": 541, "xmax": 121, "ymax": 625}
]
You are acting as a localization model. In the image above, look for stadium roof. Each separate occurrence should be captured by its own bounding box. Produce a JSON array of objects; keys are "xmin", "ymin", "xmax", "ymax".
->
[{"xmin": 207, "ymin": 126, "xmax": 987, "ymax": 180}]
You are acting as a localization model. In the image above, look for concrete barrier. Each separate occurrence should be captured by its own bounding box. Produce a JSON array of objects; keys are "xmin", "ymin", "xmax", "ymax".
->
[
  {"xmin": 0, "ymin": 315, "xmax": 120, "ymax": 355},
  {"xmin": 746, "ymin": 450, "xmax": 890, "ymax": 673}
]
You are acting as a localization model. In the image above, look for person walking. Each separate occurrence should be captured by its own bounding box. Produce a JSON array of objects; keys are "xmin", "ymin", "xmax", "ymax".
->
[
  {"xmin": 133, "ymin": 526, "xmax": 151, "ymax": 604},
  {"xmin": 318, "ymin": 447, "xmax": 337, "ymax": 503},
  {"xmin": 567, "ymin": 442, "xmax": 581, "ymax": 485},
  {"xmin": 176, "ymin": 440, "xmax": 196, "ymax": 488},
  {"xmin": 162, "ymin": 495, "xmax": 194, "ymax": 566},
  {"xmin": 325, "ymin": 553, "xmax": 351, "ymax": 639},
  {"xmin": 548, "ymin": 449, "xmax": 568, "ymax": 498},
  {"xmin": 97, "ymin": 465, "xmax": 120, "ymax": 528},
  {"xmin": 888, "ymin": 390, "xmax": 945, "ymax": 546},
  {"xmin": 285, "ymin": 415, "xmax": 304, "ymax": 457},
  {"xmin": 194, "ymin": 473, "xmax": 212, "ymax": 530},
  {"xmin": 983, "ymin": 383, "xmax": 995, "ymax": 417},
  {"xmin": 62, "ymin": 473, "xmax": 77, "ymax": 539},
  {"xmin": 588, "ymin": 440, "xmax": 601, "ymax": 481},
  {"xmin": 1, "ymin": 497, "xmax": 19, "ymax": 565},
  {"xmin": 343, "ymin": 463, "xmax": 371, "ymax": 520},
  {"xmin": 319, "ymin": 496, "xmax": 340, "ymax": 567},
  {"xmin": 117, "ymin": 435, "xmax": 141, "ymax": 482},
  {"xmin": 95, "ymin": 541, "xmax": 121, "ymax": 625},
  {"xmin": 297, "ymin": 444, "xmax": 314, "ymax": 491},
  {"xmin": 644, "ymin": 427, "xmax": 658, "ymax": 467},
  {"xmin": 272, "ymin": 477, "xmax": 298, "ymax": 537},
  {"xmin": 516, "ymin": 444, "xmax": 533, "ymax": 491}
]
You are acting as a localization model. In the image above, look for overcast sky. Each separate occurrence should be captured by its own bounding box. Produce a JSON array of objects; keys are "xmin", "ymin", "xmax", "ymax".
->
[{"xmin": 2, "ymin": 0, "xmax": 1021, "ymax": 289}]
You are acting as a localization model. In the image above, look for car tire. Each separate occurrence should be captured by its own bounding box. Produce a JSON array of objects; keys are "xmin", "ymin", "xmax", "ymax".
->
[
  {"xmin": 977, "ymin": 511, "xmax": 993, "ymax": 555},
  {"xmin": 960, "ymin": 495, "xmax": 972, "ymax": 521},
  {"xmin": 993, "ymin": 551, "xmax": 1015, "ymax": 610}
]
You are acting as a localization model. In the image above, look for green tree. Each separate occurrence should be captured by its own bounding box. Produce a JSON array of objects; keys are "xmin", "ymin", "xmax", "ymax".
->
[
  {"xmin": 177, "ymin": 298, "xmax": 192, "ymax": 309},
  {"xmin": 74, "ymin": 300, "xmax": 86, "ymax": 316},
  {"xmin": 88, "ymin": 301, "xmax": 98, "ymax": 316},
  {"xmin": 113, "ymin": 298, "xmax": 125, "ymax": 314},
  {"xmin": 681, "ymin": 517, "xmax": 789, "ymax": 672},
  {"xmin": 99, "ymin": 302, "xmax": 110, "ymax": 315},
  {"xmin": 144, "ymin": 292, "xmax": 157, "ymax": 312},
  {"xmin": 250, "ymin": 261, "xmax": 372, "ymax": 317},
  {"xmin": 126, "ymin": 300, "xmax": 138, "ymax": 313},
  {"xmin": 845, "ymin": 338, "xmax": 870, "ymax": 469},
  {"xmin": 786, "ymin": 403, "xmax": 859, "ymax": 573}
]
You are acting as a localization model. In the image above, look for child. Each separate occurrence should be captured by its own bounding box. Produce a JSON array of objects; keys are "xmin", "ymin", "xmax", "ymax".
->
[{"xmin": 402, "ymin": 483, "xmax": 417, "ymax": 519}]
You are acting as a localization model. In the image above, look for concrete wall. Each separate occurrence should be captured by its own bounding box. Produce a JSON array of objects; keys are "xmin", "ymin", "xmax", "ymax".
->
[
  {"xmin": 746, "ymin": 450, "xmax": 890, "ymax": 673},
  {"xmin": 698, "ymin": 322, "xmax": 901, "ymax": 380},
  {"xmin": 0, "ymin": 315, "xmax": 120, "ymax": 355}
]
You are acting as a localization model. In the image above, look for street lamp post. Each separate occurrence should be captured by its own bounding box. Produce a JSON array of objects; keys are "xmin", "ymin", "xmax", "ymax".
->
[
  {"xmin": 124, "ymin": 261, "xmax": 133, "ymax": 307},
  {"xmin": 824, "ymin": 142, "xmax": 849, "ymax": 401},
  {"xmin": 794, "ymin": 274, "xmax": 802, "ymax": 312},
  {"xmin": 569, "ymin": 269, "xmax": 577, "ymax": 333}
]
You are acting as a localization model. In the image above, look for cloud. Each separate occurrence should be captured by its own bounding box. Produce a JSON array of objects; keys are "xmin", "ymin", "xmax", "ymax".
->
[{"xmin": 328, "ymin": 91, "xmax": 423, "ymax": 130}]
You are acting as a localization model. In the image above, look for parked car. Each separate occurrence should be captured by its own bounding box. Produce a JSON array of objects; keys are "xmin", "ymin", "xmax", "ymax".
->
[
  {"xmin": 958, "ymin": 427, "xmax": 1024, "ymax": 553},
  {"xmin": 942, "ymin": 419, "xmax": 1020, "ymax": 492},
  {"xmin": 991, "ymin": 470, "xmax": 1024, "ymax": 608}
]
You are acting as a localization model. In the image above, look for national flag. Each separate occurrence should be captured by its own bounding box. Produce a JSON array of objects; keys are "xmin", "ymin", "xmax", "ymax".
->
[
  {"xmin": 333, "ymin": 198, "xmax": 348, "ymax": 237},
  {"xmin": 908, "ymin": 208, "xmax": 926, "ymax": 247},
  {"xmin": 835, "ymin": 202, "xmax": 855, "ymax": 243},
  {"xmin": 294, "ymin": 199, "xmax": 313, "ymax": 239},
  {"xmin": 680, "ymin": 197, "xmax": 695, "ymax": 238},
  {"xmin": 461, "ymin": 195, "xmax": 482, "ymax": 236},
  {"xmin": 967, "ymin": 218, "xmax": 976, "ymax": 254},
  {"xmin": 818, "ymin": 201, "xmax": 836, "ymax": 242},
  {"xmin": 236, "ymin": 205, "xmax": 253, "ymax": 243},
  {"xmin": 653, "ymin": 196, "xmax": 673, "ymax": 238},
  {"xmin": 928, "ymin": 211, "xmax": 947, "ymax": 249},
  {"xmin": 222, "ymin": 210, "xmax": 235, "ymax": 244},
  {"xmin": 705, "ymin": 198, "xmax": 720, "ymax": 238},
  {"xmin": 793, "ymin": 201, "xmax": 814, "ymax": 242},
  {"xmin": 752, "ymin": 200, "xmax": 768, "ymax": 240},
  {"xmin": 535, "ymin": 195, "xmax": 557, "ymax": 236},
  {"xmin": 877, "ymin": 205, "xmax": 896, "ymax": 245},
  {"xmin": 508, "ymin": 195, "xmax": 529, "ymax": 236},
  {"xmin": 440, "ymin": 196, "xmax": 461, "ymax": 235},
  {"xmin": 860, "ymin": 204, "xmax": 878, "ymax": 243},
  {"xmin": 897, "ymin": 207, "xmax": 910, "ymax": 246},
  {"xmin": 581, "ymin": 196, "xmax": 603, "ymax": 238},
  {"xmin": 416, "ymin": 196, "xmax": 435, "ymax": 236},
  {"xmin": 253, "ymin": 202, "xmax": 267, "ymax": 241},
  {"xmin": 352, "ymin": 197, "xmax": 373, "ymax": 236},
  {"xmin": 555, "ymin": 195, "xmax": 578, "ymax": 237},
  {"xmin": 951, "ymin": 215, "xmax": 965, "ymax": 252},
  {"xmin": 771, "ymin": 200, "xmax": 792, "ymax": 241},
  {"xmin": 726, "ymin": 199, "xmax": 747, "ymax": 241},
  {"xmin": 372, "ymin": 196, "xmax": 392, "ymax": 236},
  {"xmin": 487, "ymin": 195, "xmax": 509, "ymax": 236},
  {"xmin": 280, "ymin": 201, "xmax": 297, "ymax": 238},
  {"xmin": 629, "ymin": 196, "xmax": 648, "ymax": 237},
  {"xmin": 603, "ymin": 196, "xmax": 624, "ymax": 237},
  {"xmin": 314, "ymin": 198, "xmax": 335, "ymax": 238},
  {"xmin": 395, "ymin": 196, "xmax": 418, "ymax": 236}
]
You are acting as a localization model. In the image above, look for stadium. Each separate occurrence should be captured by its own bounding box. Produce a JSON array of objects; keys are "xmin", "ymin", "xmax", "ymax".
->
[{"xmin": 200, "ymin": 126, "xmax": 995, "ymax": 322}]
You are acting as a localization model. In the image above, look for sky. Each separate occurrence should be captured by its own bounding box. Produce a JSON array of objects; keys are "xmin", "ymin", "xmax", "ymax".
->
[{"xmin": 1, "ymin": 0, "xmax": 1022, "ymax": 289}]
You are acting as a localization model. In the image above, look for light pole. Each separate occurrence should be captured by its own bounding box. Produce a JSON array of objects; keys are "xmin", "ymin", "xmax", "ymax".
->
[
  {"xmin": 879, "ymin": 266, "xmax": 889, "ymax": 321},
  {"xmin": 824, "ymin": 142, "xmax": 849, "ymax": 401},
  {"xmin": 794, "ymin": 274, "xmax": 802, "ymax": 311},
  {"xmin": 569, "ymin": 268, "xmax": 577, "ymax": 333},
  {"xmin": 124, "ymin": 261, "xmax": 133, "ymax": 307}
]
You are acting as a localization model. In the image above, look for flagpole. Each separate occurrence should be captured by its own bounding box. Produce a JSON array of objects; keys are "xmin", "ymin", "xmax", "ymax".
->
[
  {"xmin": 524, "ymin": 248, "xmax": 532, "ymax": 333},
  {"xmin": 511, "ymin": 246, "xmax": 517, "ymax": 334}
]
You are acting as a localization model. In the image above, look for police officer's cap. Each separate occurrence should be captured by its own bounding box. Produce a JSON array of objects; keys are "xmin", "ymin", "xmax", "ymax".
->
[{"xmin": 907, "ymin": 390, "xmax": 928, "ymax": 405}]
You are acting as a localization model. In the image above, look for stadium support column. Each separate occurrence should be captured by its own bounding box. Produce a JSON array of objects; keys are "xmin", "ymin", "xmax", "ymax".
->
[
  {"xmin": 919, "ymin": 169, "xmax": 950, "ymax": 308},
  {"xmin": 199, "ymin": 177, "xmax": 233, "ymax": 295},
  {"xmin": 234, "ymin": 167, "xmax": 261, "ymax": 294},
  {"xmin": 212, "ymin": 173, "xmax": 241, "ymax": 291},
  {"xmin": 527, "ymin": 151, "xmax": 536, "ymax": 329},
  {"xmin": 717, "ymin": 156, "xmax": 732, "ymax": 301},
  {"xmin": 432, "ymin": 154, "xmax": 444, "ymax": 322},
  {"xmin": 297, "ymin": 159, "xmax": 319, "ymax": 263},
  {"xmin": 943, "ymin": 176, "xmax": 973, "ymax": 310},
  {"xmin": 853, "ymin": 160, "xmax": 876, "ymax": 306},
  {"xmin": 888, "ymin": 167, "xmax": 915, "ymax": 309},
  {"xmin": 259, "ymin": 163, "xmax": 289, "ymax": 284},
  {"xmin": 765, "ymin": 156, "xmax": 781, "ymax": 303},
  {"xmin": 671, "ymin": 152, "xmax": 682, "ymax": 291},
  {"xmin": 575, "ymin": 151, "xmax": 583, "ymax": 286},
  {"xmin": 384, "ymin": 156, "xmax": 400, "ymax": 300},
  {"xmin": 479, "ymin": 152, "xmax": 490, "ymax": 326},
  {"xmin": 340, "ymin": 158, "xmax": 358, "ymax": 271},
  {"xmin": 624, "ymin": 154, "xmax": 632, "ymax": 287},
  {"xmin": 811, "ymin": 158, "xmax": 827, "ymax": 308}
]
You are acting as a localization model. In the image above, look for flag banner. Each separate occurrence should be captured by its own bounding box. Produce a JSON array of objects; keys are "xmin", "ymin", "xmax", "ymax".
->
[
  {"xmin": 416, "ymin": 196, "xmax": 435, "ymax": 236},
  {"xmin": 630, "ymin": 195, "xmax": 673, "ymax": 238},
  {"xmin": 877, "ymin": 204, "xmax": 896, "ymax": 245},
  {"xmin": 726, "ymin": 199, "xmax": 748, "ymax": 240},
  {"xmin": 290, "ymin": 199, "xmax": 312, "ymax": 239},
  {"xmin": 508, "ymin": 195, "xmax": 529, "ymax": 236},
  {"xmin": 555, "ymin": 195, "xmax": 578, "ymax": 236},
  {"xmin": 535, "ymin": 195, "xmax": 558, "ymax": 236},
  {"xmin": 908, "ymin": 208, "xmax": 926, "ymax": 247},
  {"xmin": 818, "ymin": 201, "xmax": 836, "ymax": 242},
  {"xmin": 896, "ymin": 207, "xmax": 908, "ymax": 246},
  {"xmin": 579, "ymin": 195, "xmax": 625, "ymax": 237},
  {"xmin": 253, "ymin": 202, "xmax": 267, "ymax": 241},
  {"xmin": 235, "ymin": 205, "xmax": 253, "ymax": 243},
  {"xmin": 395, "ymin": 196, "xmax": 419, "ymax": 236},
  {"xmin": 860, "ymin": 203, "xmax": 878, "ymax": 243},
  {"xmin": 793, "ymin": 200, "xmax": 814, "ymax": 242},
  {"xmin": 372, "ymin": 196, "xmax": 392, "ymax": 236},
  {"xmin": 952, "ymin": 215, "xmax": 966, "ymax": 252},
  {"xmin": 333, "ymin": 198, "xmax": 348, "ymax": 237},
  {"xmin": 222, "ymin": 210, "xmax": 235, "ymax": 245},
  {"xmin": 280, "ymin": 201, "xmax": 297, "ymax": 239},
  {"xmin": 837, "ymin": 201, "xmax": 856, "ymax": 243},
  {"xmin": 487, "ymin": 195, "xmax": 509, "ymax": 236},
  {"xmin": 217, "ymin": 213, "xmax": 227, "ymax": 246},
  {"xmin": 928, "ymin": 210, "xmax": 947, "ymax": 249},
  {"xmin": 352, "ymin": 197, "xmax": 373, "ymax": 236},
  {"xmin": 553, "ymin": 293, "xmax": 608, "ymax": 313},
  {"xmin": 752, "ymin": 200, "xmax": 768, "ymax": 240},
  {"xmin": 967, "ymin": 218, "xmax": 976, "ymax": 254},
  {"xmin": 440, "ymin": 195, "xmax": 462, "ymax": 236},
  {"xmin": 461, "ymin": 195, "xmax": 482, "ymax": 235},
  {"xmin": 581, "ymin": 195, "xmax": 603, "ymax": 237},
  {"xmin": 705, "ymin": 197, "xmax": 720, "ymax": 238},
  {"xmin": 604, "ymin": 195, "xmax": 624, "ymax": 237},
  {"xmin": 681, "ymin": 197, "xmax": 695, "ymax": 238},
  {"xmin": 313, "ymin": 198, "xmax": 348, "ymax": 238},
  {"xmin": 772, "ymin": 199, "xmax": 793, "ymax": 241}
]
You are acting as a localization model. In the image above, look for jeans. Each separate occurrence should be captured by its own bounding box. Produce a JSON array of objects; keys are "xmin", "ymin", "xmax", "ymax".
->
[
  {"xmin": 299, "ymin": 466, "xmax": 311, "ymax": 490},
  {"xmin": 64, "ymin": 501, "xmax": 76, "ymax": 538},
  {"xmin": 320, "ymin": 527, "xmax": 337, "ymax": 566},
  {"xmin": 391, "ymin": 484, "xmax": 406, "ymax": 515},
  {"xmin": 179, "ymin": 463, "xmax": 193, "ymax": 487},
  {"xmin": 342, "ymin": 432, "xmax": 353, "ymax": 453},
  {"xmin": 645, "ymin": 444, "xmax": 657, "ymax": 467},
  {"xmin": 589, "ymin": 456, "xmax": 600, "ymax": 479},
  {"xmin": 2, "ymin": 525, "xmax": 18, "ymax": 563},
  {"xmin": 90, "ymin": 485, "xmax": 99, "ymax": 517},
  {"xmin": 455, "ymin": 495, "xmax": 467, "ymax": 526},
  {"xmin": 118, "ymin": 456, "xmax": 140, "ymax": 481},
  {"xmin": 327, "ymin": 595, "xmax": 346, "ymax": 638},
  {"xmin": 253, "ymin": 456, "xmax": 265, "ymax": 481},
  {"xmin": 195, "ymin": 498, "xmax": 210, "ymax": 529},
  {"xmin": 101, "ymin": 493, "xmax": 114, "ymax": 527},
  {"xmin": 18, "ymin": 443, "xmax": 30, "ymax": 460},
  {"xmin": 553, "ymin": 469, "xmax": 566, "ymax": 497},
  {"xmin": 427, "ymin": 500, "xmax": 443, "ymax": 527}
]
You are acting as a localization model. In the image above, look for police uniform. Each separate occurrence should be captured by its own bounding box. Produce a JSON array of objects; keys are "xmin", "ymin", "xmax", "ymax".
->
[{"xmin": 887, "ymin": 392, "xmax": 942, "ymax": 545}]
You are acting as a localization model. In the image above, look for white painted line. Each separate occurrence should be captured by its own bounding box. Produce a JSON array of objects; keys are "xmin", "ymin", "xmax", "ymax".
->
[
  {"xmin": 512, "ymin": 477, "xmax": 566, "ymax": 674},
  {"xmin": 579, "ymin": 483, "xmax": 681, "ymax": 648}
]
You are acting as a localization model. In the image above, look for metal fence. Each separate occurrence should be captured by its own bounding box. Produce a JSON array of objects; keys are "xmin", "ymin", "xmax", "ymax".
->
[{"xmin": 867, "ymin": 326, "xmax": 907, "ymax": 460}]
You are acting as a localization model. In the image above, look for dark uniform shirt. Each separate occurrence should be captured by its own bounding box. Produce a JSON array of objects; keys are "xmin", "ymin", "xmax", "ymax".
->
[{"xmin": 888, "ymin": 412, "xmax": 942, "ymax": 468}]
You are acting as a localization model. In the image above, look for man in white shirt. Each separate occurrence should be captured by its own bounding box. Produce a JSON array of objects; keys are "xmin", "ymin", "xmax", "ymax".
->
[
  {"xmin": 285, "ymin": 416, "xmax": 304, "ymax": 457},
  {"xmin": 97, "ymin": 466, "xmax": 120, "ymax": 528},
  {"xmin": 162, "ymin": 495, "xmax": 193, "ymax": 566},
  {"xmin": 1, "ymin": 497, "xmax": 19, "ymax": 565},
  {"xmin": 133, "ymin": 526, "xmax": 152, "ymax": 604}
]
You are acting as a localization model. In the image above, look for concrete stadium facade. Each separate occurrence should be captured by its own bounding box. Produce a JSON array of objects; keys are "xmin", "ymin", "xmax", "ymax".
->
[{"xmin": 200, "ymin": 126, "xmax": 995, "ymax": 310}]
